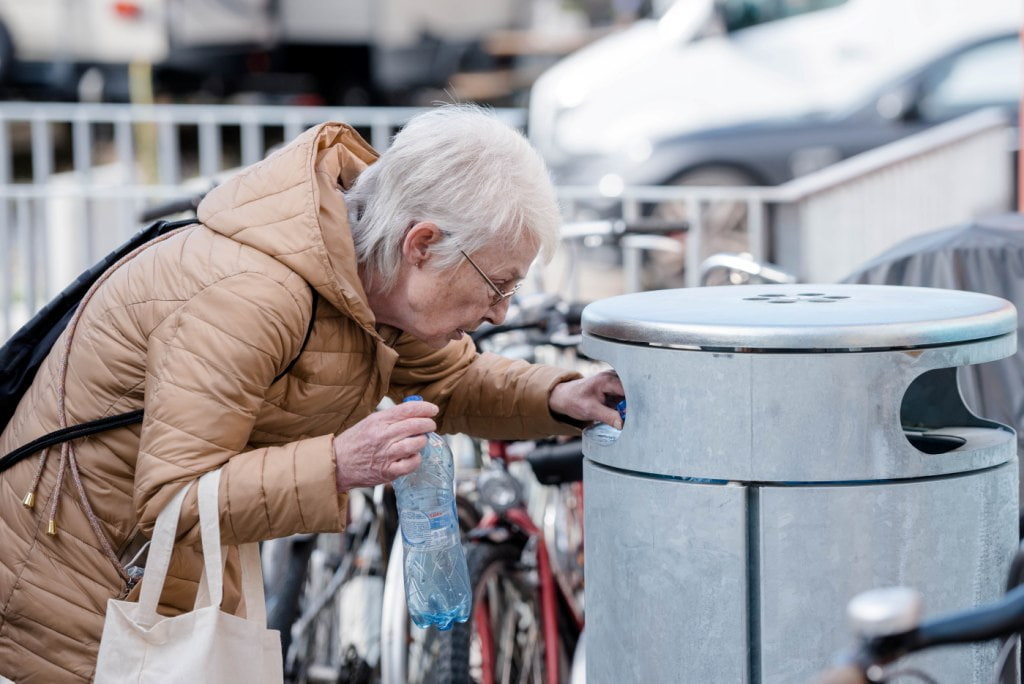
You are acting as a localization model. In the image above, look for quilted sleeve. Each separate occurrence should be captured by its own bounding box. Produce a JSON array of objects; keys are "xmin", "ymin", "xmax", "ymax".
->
[
  {"xmin": 134, "ymin": 272, "xmax": 346, "ymax": 546},
  {"xmin": 386, "ymin": 334, "xmax": 582, "ymax": 440}
]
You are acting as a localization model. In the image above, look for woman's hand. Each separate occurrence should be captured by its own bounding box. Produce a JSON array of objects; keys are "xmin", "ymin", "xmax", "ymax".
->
[
  {"xmin": 332, "ymin": 400, "xmax": 439, "ymax": 492},
  {"xmin": 548, "ymin": 370, "xmax": 625, "ymax": 429}
]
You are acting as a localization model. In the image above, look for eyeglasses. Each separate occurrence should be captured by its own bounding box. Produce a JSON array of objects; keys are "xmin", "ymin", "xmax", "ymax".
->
[{"xmin": 460, "ymin": 249, "xmax": 522, "ymax": 307}]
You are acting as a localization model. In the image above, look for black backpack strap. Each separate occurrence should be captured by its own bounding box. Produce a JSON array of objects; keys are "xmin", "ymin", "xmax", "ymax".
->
[
  {"xmin": 0, "ymin": 286, "xmax": 319, "ymax": 473},
  {"xmin": 0, "ymin": 410, "xmax": 145, "ymax": 472}
]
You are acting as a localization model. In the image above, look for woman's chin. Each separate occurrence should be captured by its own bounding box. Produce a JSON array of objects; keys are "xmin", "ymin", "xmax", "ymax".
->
[{"xmin": 414, "ymin": 329, "xmax": 464, "ymax": 349}]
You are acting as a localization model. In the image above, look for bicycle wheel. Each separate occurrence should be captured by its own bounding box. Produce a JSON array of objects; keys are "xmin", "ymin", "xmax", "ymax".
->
[
  {"xmin": 382, "ymin": 493, "xmax": 483, "ymax": 684},
  {"xmin": 439, "ymin": 541, "xmax": 561, "ymax": 684},
  {"xmin": 281, "ymin": 488, "xmax": 388, "ymax": 683},
  {"xmin": 287, "ymin": 533, "xmax": 385, "ymax": 684}
]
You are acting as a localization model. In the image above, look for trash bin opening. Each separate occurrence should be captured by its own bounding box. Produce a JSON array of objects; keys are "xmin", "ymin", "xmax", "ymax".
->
[
  {"xmin": 900, "ymin": 367, "xmax": 999, "ymax": 455},
  {"xmin": 903, "ymin": 431, "xmax": 968, "ymax": 454}
]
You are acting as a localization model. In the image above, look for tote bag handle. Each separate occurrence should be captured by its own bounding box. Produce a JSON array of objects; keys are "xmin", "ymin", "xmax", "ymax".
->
[{"xmin": 136, "ymin": 469, "xmax": 267, "ymax": 625}]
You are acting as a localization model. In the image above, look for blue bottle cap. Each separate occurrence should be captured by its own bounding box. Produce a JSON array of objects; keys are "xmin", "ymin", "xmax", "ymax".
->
[
  {"xmin": 616, "ymin": 399, "xmax": 627, "ymax": 422},
  {"xmin": 403, "ymin": 395, "xmax": 423, "ymax": 403}
]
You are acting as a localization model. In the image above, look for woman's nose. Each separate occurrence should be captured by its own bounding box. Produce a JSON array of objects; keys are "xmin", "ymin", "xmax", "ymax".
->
[{"xmin": 484, "ymin": 297, "xmax": 512, "ymax": 325}]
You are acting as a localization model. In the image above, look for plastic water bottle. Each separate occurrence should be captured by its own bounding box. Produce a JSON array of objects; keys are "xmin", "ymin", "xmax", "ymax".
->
[
  {"xmin": 585, "ymin": 399, "xmax": 627, "ymax": 445},
  {"xmin": 393, "ymin": 396, "xmax": 471, "ymax": 630}
]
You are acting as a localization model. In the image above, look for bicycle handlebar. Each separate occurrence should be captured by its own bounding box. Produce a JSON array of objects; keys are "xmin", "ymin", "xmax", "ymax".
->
[
  {"xmin": 471, "ymin": 297, "xmax": 589, "ymax": 348},
  {"xmin": 559, "ymin": 218, "xmax": 689, "ymax": 241},
  {"xmin": 819, "ymin": 582, "xmax": 1024, "ymax": 682},
  {"xmin": 913, "ymin": 582, "xmax": 1024, "ymax": 649},
  {"xmin": 471, "ymin": 319, "xmax": 548, "ymax": 344}
]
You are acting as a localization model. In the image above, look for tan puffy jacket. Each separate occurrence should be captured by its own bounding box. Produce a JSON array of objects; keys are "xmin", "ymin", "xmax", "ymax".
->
[{"xmin": 0, "ymin": 122, "xmax": 580, "ymax": 682}]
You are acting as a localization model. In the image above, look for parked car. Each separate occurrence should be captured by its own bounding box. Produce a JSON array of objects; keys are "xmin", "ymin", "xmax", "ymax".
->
[
  {"xmin": 530, "ymin": 0, "xmax": 1020, "ymax": 173},
  {"xmin": 0, "ymin": 0, "xmax": 271, "ymax": 101},
  {"xmin": 559, "ymin": 30, "xmax": 1021, "ymax": 192}
]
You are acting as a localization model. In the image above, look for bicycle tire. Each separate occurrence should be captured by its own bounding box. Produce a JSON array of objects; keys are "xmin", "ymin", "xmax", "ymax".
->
[
  {"xmin": 292, "ymin": 533, "xmax": 385, "ymax": 684},
  {"xmin": 381, "ymin": 492, "xmax": 484, "ymax": 684},
  {"xmin": 436, "ymin": 540, "xmax": 561, "ymax": 684}
]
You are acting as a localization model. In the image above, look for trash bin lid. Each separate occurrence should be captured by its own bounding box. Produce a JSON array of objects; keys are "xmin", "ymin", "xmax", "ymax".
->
[{"xmin": 582, "ymin": 284, "xmax": 1016, "ymax": 351}]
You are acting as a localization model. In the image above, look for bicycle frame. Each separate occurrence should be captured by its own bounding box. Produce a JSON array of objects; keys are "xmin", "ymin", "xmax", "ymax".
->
[{"xmin": 468, "ymin": 440, "xmax": 585, "ymax": 684}]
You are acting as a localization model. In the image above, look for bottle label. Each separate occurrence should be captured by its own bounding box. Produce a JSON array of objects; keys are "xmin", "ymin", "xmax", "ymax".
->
[{"xmin": 399, "ymin": 501, "xmax": 458, "ymax": 549}]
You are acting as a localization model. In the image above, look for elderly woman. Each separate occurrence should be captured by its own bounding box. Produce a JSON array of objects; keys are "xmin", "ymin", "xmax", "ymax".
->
[{"xmin": 0, "ymin": 105, "xmax": 623, "ymax": 682}]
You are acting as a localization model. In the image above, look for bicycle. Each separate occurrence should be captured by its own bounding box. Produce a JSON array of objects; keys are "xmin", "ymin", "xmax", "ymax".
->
[
  {"xmin": 815, "ymin": 541, "xmax": 1024, "ymax": 683},
  {"xmin": 435, "ymin": 436, "xmax": 586, "ymax": 684},
  {"xmin": 268, "ymin": 453, "xmax": 483, "ymax": 684},
  {"xmin": 263, "ymin": 485, "xmax": 399, "ymax": 683}
]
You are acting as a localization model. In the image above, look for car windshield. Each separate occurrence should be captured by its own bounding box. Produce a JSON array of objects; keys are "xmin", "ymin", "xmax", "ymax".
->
[{"xmin": 825, "ymin": 33, "xmax": 1021, "ymax": 123}]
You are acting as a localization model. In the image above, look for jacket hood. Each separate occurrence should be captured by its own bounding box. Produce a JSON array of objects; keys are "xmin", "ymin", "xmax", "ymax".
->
[{"xmin": 198, "ymin": 122, "xmax": 380, "ymax": 331}]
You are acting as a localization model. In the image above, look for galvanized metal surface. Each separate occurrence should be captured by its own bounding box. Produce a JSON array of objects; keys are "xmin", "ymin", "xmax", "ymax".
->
[
  {"xmin": 582, "ymin": 283, "xmax": 1019, "ymax": 683},
  {"xmin": 582, "ymin": 329, "xmax": 1016, "ymax": 482},
  {"xmin": 758, "ymin": 461, "xmax": 1018, "ymax": 683},
  {"xmin": 582, "ymin": 285, "xmax": 1017, "ymax": 351},
  {"xmin": 585, "ymin": 459, "xmax": 1018, "ymax": 683},
  {"xmin": 778, "ymin": 110, "xmax": 1013, "ymax": 285},
  {"xmin": 584, "ymin": 460, "xmax": 749, "ymax": 684}
]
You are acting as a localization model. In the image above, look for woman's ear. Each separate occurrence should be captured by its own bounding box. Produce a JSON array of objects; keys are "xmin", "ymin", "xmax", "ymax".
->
[{"xmin": 402, "ymin": 221, "xmax": 444, "ymax": 266}]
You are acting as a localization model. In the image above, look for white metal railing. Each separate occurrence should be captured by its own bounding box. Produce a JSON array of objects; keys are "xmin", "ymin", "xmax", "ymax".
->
[
  {"xmin": 0, "ymin": 103, "xmax": 526, "ymax": 338},
  {"xmin": 769, "ymin": 108, "xmax": 1014, "ymax": 284},
  {"xmin": 0, "ymin": 102, "xmax": 527, "ymax": 183},
  {"xmin": 0, "ymin": 104, "xmax": 1014, "ymax": 340},
  {"xmin": 551, "ymin": 107, "xmax": 1013, "ymax": 295}
]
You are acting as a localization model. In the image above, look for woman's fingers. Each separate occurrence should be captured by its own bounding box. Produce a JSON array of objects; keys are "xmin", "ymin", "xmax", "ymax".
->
[
  {"xmin": 385, "ymin": 453, "xmax": 422, "ymax": 479},
  {"xmin": 548, "ymin": 371, "xmax": 627, "ymax": 428},
  {"xmin": 384, "ymin": 400, "xmax": 439, "ymax": 421},
  {"xmin": 333, "ymin": 401, "xmax": 439, "ymax": 491},
  {"xmin": 383, "ymin": 417, "xmax": 437, "ymax": 442},
  {"xmin": 389, "ymin": 434, "xmax": 428, "ymax": 460}
]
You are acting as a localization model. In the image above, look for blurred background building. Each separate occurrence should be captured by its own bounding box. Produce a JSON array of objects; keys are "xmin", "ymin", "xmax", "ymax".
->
[
  {"xmin": 0, "ymin": 0, "xmax": 1020, "ymax": 327},
  {"xmin": 0, "ymin": 0, "xmax": 640, "ymax": 107}
]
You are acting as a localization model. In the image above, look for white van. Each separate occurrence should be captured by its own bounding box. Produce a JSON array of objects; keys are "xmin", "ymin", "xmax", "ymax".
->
[
  {"xmin": 0, "ymin": 0, "xmax": 521, "ymax": 103},
  {"xmin": 0, "ymin": 0, "xmax": 271, "ymax": 100}
]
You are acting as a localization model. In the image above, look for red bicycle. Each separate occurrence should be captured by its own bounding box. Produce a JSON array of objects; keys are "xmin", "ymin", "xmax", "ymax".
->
[{"xmin": 434, "ymin": 435, "xmax": 586, "ymax": 684}]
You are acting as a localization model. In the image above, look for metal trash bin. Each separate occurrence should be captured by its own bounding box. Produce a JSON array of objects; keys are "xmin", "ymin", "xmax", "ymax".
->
[{"xmin": 580, "ymin": 284, "xmax": 1019, "ymax": 683}]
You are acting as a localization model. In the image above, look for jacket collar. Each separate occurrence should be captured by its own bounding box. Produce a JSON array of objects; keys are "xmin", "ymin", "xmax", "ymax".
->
[{"xmin": 197, "ymin": 122, "xmax": 383, "ymax": 339}]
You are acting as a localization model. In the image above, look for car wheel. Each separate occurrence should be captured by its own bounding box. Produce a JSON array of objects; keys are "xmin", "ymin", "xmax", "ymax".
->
[{"xmin": 644, "ymin": 166, "xmax": 759, "ymax": 289}]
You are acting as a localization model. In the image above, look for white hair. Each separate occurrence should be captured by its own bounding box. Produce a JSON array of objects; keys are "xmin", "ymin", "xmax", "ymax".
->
[{"xmin": 345, "ymin": 104, "xmax": 561, "ymax": 292}]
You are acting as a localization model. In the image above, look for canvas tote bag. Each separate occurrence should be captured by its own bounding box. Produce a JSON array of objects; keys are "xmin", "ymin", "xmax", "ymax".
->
[{"xmin": 94, "ymin": 469, "xmax": 283, "ymax": 683}]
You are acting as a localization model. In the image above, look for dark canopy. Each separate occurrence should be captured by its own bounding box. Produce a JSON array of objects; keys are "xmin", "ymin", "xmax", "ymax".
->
[{"xmin": 844, "ymin": 213, "xmax": 1024, "ymax": 459}]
